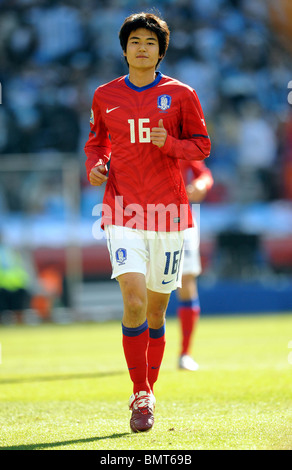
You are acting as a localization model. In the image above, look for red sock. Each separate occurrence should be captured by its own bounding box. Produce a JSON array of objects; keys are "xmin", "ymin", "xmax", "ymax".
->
[
  {"xmin": 178, "ymin": 299, "xmax": 200, "ymax": 356},
  {"xmin": 122, "ymin": 320, "xmax": 151, "ymax": 394},
  {"xmin": 147, "ymin": 323, "xmax": 166, "ymax": 393}
]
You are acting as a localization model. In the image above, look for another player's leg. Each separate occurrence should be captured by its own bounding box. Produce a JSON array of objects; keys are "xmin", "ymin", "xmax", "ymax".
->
[
  {"xmin": 118, "ymin": 272, "xmax": 155, "ymax": 432},
  {"xmin": 177, "ymin": 274, "xmax": 200, "ymax": 371}
]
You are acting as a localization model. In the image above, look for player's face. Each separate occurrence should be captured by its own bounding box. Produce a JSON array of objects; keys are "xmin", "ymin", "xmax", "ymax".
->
[{"xmin": 125, "ymin": 28, "xmax": 162, "ymax": 71}]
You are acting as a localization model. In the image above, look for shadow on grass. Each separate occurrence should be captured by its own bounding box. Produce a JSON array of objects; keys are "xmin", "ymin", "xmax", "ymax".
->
[
  {"xmin": 0, "ymin": 370, "xmax": 125, "ymax": 385},
  {"xmin": 0, "ymin": 433, "xmax": 131, "ymax": 450}
]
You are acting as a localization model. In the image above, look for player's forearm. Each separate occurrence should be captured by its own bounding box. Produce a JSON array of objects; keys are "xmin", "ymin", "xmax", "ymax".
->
[
  {"xmin": 84, "ymin": 148, "xmax": 110, "ymax": 181},
  {"xmin": 160, "ymin": 134, "xmax": 211, "ymax": 161}
]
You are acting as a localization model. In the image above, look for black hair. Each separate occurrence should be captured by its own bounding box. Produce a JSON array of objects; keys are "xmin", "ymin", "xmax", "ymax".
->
[{"xmin": 119, "ymin": 12, "xmax": 170, "ymax": 67}]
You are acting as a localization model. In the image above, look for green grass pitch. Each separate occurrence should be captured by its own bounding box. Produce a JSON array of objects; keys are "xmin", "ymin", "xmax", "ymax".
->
[{"xmin": 0, "ymin": 313, "xmax": 291, "ymax": 450}]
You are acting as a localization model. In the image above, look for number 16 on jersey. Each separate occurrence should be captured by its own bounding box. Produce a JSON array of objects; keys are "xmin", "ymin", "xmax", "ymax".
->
[{"xmin": 128, "ymin": 118, "xmax": 151, "ymax": 143}]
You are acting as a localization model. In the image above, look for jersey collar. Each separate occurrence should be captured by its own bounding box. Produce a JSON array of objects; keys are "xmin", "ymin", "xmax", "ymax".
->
[{"xmin": 125, "ymin": 71, "xmax": 162, "ymax": 92}]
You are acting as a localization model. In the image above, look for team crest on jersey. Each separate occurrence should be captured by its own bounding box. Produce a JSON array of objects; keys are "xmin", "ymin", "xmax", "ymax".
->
[
  {"xmin": 90, "ymin": 108, "xmax": 94, "ymax": 124},
  {"xmin": 115, "ymin": 248, "xmax": 127, "ymax": 265},
  {"xmin": 157, "ymin": 94, "xmax": 172, "ymax": 112}
]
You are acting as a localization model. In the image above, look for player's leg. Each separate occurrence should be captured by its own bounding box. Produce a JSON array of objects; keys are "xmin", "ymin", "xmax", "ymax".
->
[
  {"xmin": 118, "ymin": 273, "xmax": 157, "ymax": 433},
  {"xmin": 177, "ymin": 227, "xmax": 201, "ymax": 370},
  {"xmin": 146, "ymin": 289, "xmax": 169, "ymax": 393},
  {"xmin": 146, "ymin": 231, "xmax": 184, "ymax": 387},
  {"xmin": 177, "ymin": 274, "xmax": 200, "ymax": 370},
  {"xmin": 105, "ymin": 225, "xmax": 155, "ymax": 432},
  {"xmin": 118, "ymin": 272, "xmax": 151, "ymax": 394}
]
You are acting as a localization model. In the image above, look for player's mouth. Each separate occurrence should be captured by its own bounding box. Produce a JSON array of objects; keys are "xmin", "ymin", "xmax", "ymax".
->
[{"xmin": 136, "ymin": 55, "xmax": 148, "ymax": 59}]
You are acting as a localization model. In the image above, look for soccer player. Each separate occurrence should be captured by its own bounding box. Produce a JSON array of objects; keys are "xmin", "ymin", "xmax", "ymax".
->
[
  {"xmin": 84, "ymin": 12, "xmax": 211, "ymax": 432},
  {"xmin": 177, "ymin": 160, "xmax": 213, "ymax": 371}
]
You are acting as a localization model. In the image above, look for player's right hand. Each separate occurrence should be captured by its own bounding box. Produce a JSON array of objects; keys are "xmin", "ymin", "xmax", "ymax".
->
[{"xmin": 89, "ymin": 164, "xmax": 108, "ymax": 186}]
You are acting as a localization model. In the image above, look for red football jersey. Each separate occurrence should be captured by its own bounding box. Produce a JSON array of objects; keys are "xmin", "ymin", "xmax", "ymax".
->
[{"xmin": 84, "ymin": 72, "xmax": 211, "ymax": 231}]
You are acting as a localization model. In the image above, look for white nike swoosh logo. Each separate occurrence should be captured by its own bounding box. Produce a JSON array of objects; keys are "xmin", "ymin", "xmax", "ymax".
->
[{"xmin": 106, "ymin": 106, "xmax": 120, "ymax": 114}]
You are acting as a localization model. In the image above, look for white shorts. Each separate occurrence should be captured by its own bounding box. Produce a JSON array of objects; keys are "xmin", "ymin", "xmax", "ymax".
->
[
  {"xmin": 105, "ymin": 225, "xmax": 184, "ymax": 293},
  {"xmin": 182, "ymin": 227, "xmax": 202, "ymax": 276}
]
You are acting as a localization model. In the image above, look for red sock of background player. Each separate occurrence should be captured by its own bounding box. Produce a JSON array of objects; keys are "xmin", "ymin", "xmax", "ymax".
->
[
  {"xmin": 147, "ymin": 323, "xmax": 166, "ymax": 393},
  {"xmin": 122, "ymin": 320, "xmax": 151, "ymax": 394},
  {"xmin": 178, "ymin": 298, "xmax": 200, "ymax": 356}
]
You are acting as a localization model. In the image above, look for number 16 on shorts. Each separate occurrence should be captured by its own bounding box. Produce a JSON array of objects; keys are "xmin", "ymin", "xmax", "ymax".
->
[{"xmin": 164, "ymin": 250, "xmax": 180, "ymax": 276}]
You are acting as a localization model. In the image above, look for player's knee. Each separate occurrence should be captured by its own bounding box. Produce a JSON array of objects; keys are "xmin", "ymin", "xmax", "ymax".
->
[
  {"xmin": 124, "ymin": 291, "xmax": 146, "ymax": 316},
  {"xmin": 147, "ymin": 306, "xmax": 166, "ymax": 329}
]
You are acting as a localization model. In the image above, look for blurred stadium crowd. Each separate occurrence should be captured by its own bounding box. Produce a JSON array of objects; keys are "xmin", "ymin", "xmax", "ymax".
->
[
  {"xmin": 0, "ymin": 0, "xmax": 292, "ymax": 208},
  {"xmin": 0, "ymin": 0, "xmax": 292, "ymax": 321}
]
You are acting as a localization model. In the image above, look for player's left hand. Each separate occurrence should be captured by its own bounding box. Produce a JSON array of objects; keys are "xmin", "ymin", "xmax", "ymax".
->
[{"xmin": 150, "ymin": 119, "xmax": 167, "ymax": 148}]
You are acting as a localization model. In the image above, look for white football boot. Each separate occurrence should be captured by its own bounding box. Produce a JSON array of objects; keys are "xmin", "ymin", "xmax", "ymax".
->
[{"xmin": 179, "ymin": 354, "xmax": 199, "ymax": 371}]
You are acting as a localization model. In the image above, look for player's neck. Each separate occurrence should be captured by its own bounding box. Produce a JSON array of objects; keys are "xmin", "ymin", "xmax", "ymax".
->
[{"xmin": 128, "ymin": 67, "xmax": 157, "ymax": 88}]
